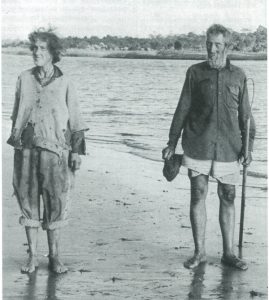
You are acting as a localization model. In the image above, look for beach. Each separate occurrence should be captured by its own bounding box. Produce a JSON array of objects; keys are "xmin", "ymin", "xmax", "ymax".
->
[
  {"xmin": 2, "ymin": 53, "xmax": 267, "ymax": 299},
  {"xmin": 2, "ymin": 120, "xmax": 267, "ymax": 299}
]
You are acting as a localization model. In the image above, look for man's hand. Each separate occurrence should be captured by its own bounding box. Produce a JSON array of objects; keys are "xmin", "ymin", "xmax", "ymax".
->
[
  {"xmin": 162, "ymin": 146, "xmax": 175, "ymax": 160},
  {"xmin": 240, "ymin": 151, "xmax": 253, "ymax": 166},
  {"xmin": 70, "ymin": 153, "xmax": 82, "ymax": 172}
]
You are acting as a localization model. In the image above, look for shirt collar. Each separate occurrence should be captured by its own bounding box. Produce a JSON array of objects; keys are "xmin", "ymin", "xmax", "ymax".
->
[
  {"xmin": 53, "ymin": 65, "xmax": 63, "ymax": 77},
  {"xmin": 226, "ymin": 58, "xmax": 234, "ymax": 71},
  {"xmin": 32, "ymin": 65, "xmax": 63, "ymax": 86}
]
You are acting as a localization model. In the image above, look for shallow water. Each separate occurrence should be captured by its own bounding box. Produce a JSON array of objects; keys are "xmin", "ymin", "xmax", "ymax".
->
[{"xmin": 2, "ymin": 54, "xmax": 267, "ymax": 183}]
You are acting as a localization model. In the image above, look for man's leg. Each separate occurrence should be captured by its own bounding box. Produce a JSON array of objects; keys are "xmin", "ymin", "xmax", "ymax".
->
[
  {"xmin": 218, "ymin": 183, "xmax": 235, "ymax": 255},
  {"xmin": 21, "ymin": 227, "xmax": 39, "ymax": 273},
  {"xmin": 184, "ymin": 173, "xmax": 208, "ymax": 269},
  {"xmin": 47, "ymin": 228, "xmax": 68, "ymax": 274},
  {"xmin": 218, "ymin": 182, "xmax": 247, "ymax": 270}
]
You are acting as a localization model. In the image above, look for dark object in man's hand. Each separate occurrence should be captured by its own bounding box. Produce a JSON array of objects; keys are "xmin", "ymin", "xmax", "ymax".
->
[{"xmin": 163, "ymin": 154, "xmax": 183, "ymax": 182}]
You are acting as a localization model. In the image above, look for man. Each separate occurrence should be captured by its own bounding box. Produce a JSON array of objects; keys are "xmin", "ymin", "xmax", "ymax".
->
[{"xmin": 162, "ymin": 24, "xmax": 255, "ymax": 270}]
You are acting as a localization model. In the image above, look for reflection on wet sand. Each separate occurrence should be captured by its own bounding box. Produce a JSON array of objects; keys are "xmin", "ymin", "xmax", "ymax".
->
[
  {"xmin": 217, "ymin": 266, "xmax": 239, "ymax": 300},
  {"xmin": 23, "ymin": 271, "xmax": 38, "ymax": 300},
  {"xmin": 21, "ymin": 269, "xmax": 65, "ymax": 300},
  {"xmin": 186, "ymin": 254, "xmax": 249, "ymax": 300},
  {"xmin": 46, "ymin": 272, "xmax": 63, "ymax": 300},
  {"xmin": 215, "ymin": 249, "xmax": 246, "ymax": 299},
  {"xmin": 188, "ymin": 262, "xmax": 206, "ymax": 299}
]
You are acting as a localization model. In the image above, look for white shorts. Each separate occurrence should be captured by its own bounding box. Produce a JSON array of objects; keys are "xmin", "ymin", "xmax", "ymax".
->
[{"xmin": 182, "ymin": 154, "xmax": 240, "ymax": 185}]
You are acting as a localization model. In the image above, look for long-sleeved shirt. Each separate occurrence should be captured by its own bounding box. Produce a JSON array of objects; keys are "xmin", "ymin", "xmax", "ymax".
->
[
  {"xmin": 168, "ymin": 60, "xmax": 255, "ymax": 162},
  {"xmin": 7, "ymin": 65, "xmax": 88, "ymax": 155}
]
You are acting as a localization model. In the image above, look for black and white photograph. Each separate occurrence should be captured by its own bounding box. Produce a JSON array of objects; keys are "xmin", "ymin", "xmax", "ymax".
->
[{"xmin": 2, "ymin": 0, "xmax": 267, "ymax": 299}]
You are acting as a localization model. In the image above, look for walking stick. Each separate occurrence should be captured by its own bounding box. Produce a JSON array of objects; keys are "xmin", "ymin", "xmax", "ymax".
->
[
  {"xmin": 238, "ymin": 118, "xmax": 250, "ymax": 249},
  {"xmin": 238, "ymin": 78, "xmax": 254, "ymax": 249}
]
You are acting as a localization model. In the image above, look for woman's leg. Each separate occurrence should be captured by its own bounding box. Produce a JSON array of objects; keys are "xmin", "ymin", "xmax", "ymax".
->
[
  {"xmin": 40, "ymin": 150, "xmax": 72, "ymax": 274},
  {"xmin": 13, "ymin": 148, "xmax": 41, "ymax": 273},
  {"xmin": 47, "ymin": 228, "xmax": 68, "ymax": 273},
  {"xmin": 21, "ymin": 227, "xmax": 39, "ymax": 273}
]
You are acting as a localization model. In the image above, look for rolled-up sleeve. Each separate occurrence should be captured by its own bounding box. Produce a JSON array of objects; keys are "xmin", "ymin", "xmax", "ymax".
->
[
  {"xmin": 71, "ymin": 130, "xmax": 86, "ymax": 154},
  {"xmin": 66, "ymin": 81, "xmax": 89, "ymax": 133}
]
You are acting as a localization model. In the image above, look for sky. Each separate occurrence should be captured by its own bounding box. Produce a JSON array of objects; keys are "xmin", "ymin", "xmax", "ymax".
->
[{"xmin": 1, "ymin": 0, "xmax": 267, "ymax": 40}]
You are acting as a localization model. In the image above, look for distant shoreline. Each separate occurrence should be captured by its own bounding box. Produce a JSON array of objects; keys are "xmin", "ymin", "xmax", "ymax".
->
[
  {"xmin": 103, "ymin": 51, "xmax": 267, "ymax": 61},
  {"xmin": 2, "ymin": 47, "xmax": 267, "ymax": 61}
]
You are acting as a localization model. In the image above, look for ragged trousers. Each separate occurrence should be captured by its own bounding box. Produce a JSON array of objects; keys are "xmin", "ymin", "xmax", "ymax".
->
[{"xmin": 13, "ymin": 148, "xmax": 74, "ymax": 230}]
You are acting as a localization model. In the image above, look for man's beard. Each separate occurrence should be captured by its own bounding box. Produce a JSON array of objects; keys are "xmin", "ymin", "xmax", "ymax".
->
[{"xmin": 207, "ymin": 52, "xmax": 227, "ymax": 69}]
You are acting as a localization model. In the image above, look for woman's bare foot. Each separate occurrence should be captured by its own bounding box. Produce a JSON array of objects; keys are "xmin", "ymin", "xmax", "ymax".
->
[
  {"xmin": 21, "ymin": 255, "xmax": 38, "ymax": 273},
  {"xmin": 184, "ymin": 252, "xmax": 207, "ymax": 269},
  {"xmin": 48, "ymin": 256, "xmax": 68, "ymax": 274}
]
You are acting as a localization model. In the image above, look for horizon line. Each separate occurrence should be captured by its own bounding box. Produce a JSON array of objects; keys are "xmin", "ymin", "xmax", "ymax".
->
[{"xmin": 2, "ymin": 25, "xmax": 266, "ymax": 42}]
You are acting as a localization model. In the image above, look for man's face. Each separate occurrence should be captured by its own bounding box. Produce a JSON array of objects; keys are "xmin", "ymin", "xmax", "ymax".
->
[
  {"xmin": 206, "ymin": 33, "xmax": 227, "ymax": 68},
  {"xmin": 32, "ymin": 39, "xmax": 52, "ymax": 67}
]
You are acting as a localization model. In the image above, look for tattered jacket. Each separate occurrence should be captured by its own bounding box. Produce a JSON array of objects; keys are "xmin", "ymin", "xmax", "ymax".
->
[{"xmin": 8, "ymin": 66, "xmax": 88, "ymax": 155}]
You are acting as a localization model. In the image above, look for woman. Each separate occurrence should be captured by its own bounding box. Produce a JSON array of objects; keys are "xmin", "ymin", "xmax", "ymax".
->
[{"xmin": 7, "ymin": 29, "xmax": 88, "ymax": 274}]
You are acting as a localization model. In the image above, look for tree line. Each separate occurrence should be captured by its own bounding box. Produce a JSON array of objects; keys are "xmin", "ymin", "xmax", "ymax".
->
[{"xmin": 3, "ymin": 26, "xmax": 267, "ymax": 53}]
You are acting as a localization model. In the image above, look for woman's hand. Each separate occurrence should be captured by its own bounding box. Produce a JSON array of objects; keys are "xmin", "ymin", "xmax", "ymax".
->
[{"xmin": 70, "ymin": 153, "xmax": 81, "ymax": 172}]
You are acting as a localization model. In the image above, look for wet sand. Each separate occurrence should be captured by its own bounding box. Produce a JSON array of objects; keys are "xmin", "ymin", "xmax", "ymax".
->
[{"xmin": 2, "ymin": 126, "xmax": 267, "ymax": 299}]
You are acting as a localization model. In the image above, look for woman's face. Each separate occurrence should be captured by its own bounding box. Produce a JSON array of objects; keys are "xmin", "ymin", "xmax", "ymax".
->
[{"xmin": 32, "ymin": 39, "xmax": 53, "ymax": 67}]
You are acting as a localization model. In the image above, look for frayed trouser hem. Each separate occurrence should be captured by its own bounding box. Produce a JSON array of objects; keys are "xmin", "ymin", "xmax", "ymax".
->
[
  {"xmin": 42, "ymin": 219, "xmax": 69, "ymax": 231},
  {"xmin": 19, "ymin": 216, "xmax": 69, "ymax": 230},
  {"xmin": 19, "ymin": 216, "xmax": 41, "ymax": 228}
]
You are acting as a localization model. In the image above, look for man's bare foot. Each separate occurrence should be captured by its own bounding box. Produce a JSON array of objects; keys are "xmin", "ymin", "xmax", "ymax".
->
[
  {"xmin": 221, "ymin": 254, "xmax": 248, "ymax": 271},
  {"xmin": 184, "ymin": 253, "xmax": 207, "ymax": 269},
  {"xmin": 21, "ymin": 255, "xmax": 38, "ymax": 273},
  {"xmin": 48, "ymin": 256, "xmax": 68, "ymax": 274}
]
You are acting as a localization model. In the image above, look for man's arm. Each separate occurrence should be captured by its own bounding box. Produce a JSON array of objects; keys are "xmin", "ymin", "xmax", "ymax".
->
[
  {"xmin": 163, "ymin": 68, "xmax": 193, "ymax": 160},
  {"xmin": 168, "ymin": 67, "xmax": 193, "ymax": 148},
  {"xmin": 238, "ymin": 77, "xmax": 256, "ymax": 165}
]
